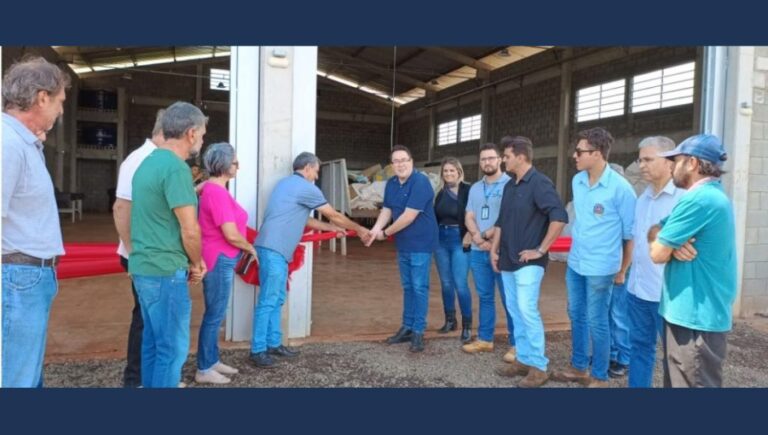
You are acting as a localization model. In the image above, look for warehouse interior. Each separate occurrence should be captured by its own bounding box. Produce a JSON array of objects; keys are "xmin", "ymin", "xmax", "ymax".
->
[{"xmin": 1, "ymin": 46, "xmax": 701, "ymax": 360}]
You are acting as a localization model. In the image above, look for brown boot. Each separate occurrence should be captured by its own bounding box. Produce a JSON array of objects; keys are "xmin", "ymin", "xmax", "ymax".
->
[
  {"xmin": 461, "ymin": 340, "xmax": 494, "ymax": 354},
  {"xmin": 518, "ymin": 367, "xmax": 549, "ymax": 388},
  {"xmin": 584, "ymin": 377, "xmax": 611, "ymax": 388},
  {"xmin": 495, "ymin": 360, "xmax": 530, "ymax": 378},
  {"xmin": 551, "ymin": 366, "xmax": 589, "ymax": 384}
]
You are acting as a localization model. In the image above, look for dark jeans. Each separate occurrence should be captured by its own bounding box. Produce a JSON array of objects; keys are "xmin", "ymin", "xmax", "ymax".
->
[
  {"xmin": 120, "ymin": 256, "xmax": 143, "ymax": 388},
  {"xmin": 663, "ymin": 320, "xmax": 727, "ymax": 388}
]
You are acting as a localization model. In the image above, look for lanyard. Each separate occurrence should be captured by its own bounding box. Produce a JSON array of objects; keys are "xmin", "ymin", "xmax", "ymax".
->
[{"xmin": 482, "ymin": 179, "xmax": 500, "ymax": 206}]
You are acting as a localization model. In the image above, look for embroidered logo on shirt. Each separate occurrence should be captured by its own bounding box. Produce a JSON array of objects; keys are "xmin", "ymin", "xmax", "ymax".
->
[{"xmin": 593, "ymin": 203, "xmax": 605, "ymax": 216}]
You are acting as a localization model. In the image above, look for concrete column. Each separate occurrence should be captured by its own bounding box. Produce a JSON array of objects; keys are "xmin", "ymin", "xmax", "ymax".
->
[
  {"xmin": 556, "ymin": 49, "xmax": 573, "ymax": 199},
  {"xmin": 227, "ymin": 46, "xmax": 261, "ymax": 341},
  {"xmin": 227, "ymin": 46, "xmax": 318, "ymax": 342},
  {"xmin": 720, "ymin": 47, "xmax": 755, "ymax": 317}
]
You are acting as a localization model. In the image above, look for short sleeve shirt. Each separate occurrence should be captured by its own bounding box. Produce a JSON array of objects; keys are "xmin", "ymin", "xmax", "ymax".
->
[
  {"xmin": 466, "ymin": 173, "xmax": 510, "ymax": 250},
  {"xmin": 199, "ymin": 183, "xmax": 249, "ymax": 271},
  {"xmin": 657, "ymin": 181, "xmax": 737, "ymax": 332},
  {"xmin": 115, "ymin": 138, "xmax": 158, "ymax": 258},
  {"xmin": 568, "ymin": 165, "xmax": 636, "ymax": 276},
  {"xmin": 256, "ymin": 174, "xmax": 328, "ymax": 262},
  {"xmin": 129, "ymin": 148, "xmax": 198, "ymax": 276},
  {"xmin": 382, "ymin": 171, "xmax": 438, "ymax": 253}
]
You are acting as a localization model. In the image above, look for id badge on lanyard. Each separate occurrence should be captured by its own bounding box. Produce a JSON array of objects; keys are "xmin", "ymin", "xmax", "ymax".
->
[{"xmin": 481, "ymin": 205, "xmax": 490, "ymax": 220}]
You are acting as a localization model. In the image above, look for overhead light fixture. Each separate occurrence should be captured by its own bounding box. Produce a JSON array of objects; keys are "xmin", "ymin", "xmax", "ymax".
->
[
  {"xmin": 498, "ymin": 48, "xmax": 511, "ymax": 57},
  {"xmin": 217, "ymin": 81, "xmax": 226, "ymax": 89},
  {"xmin": 430, "ymin": 79, "xmax": 439, "ymax": 85}
]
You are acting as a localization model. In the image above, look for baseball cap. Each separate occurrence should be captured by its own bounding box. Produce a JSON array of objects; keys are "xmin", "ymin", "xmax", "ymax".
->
[{"xmin": 658, "ymin": 134, "xmax": 728, "ymax": 167}]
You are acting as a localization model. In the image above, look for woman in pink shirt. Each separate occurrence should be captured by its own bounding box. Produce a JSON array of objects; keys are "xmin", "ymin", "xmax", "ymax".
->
[{"xmin": 195, "ymin": 142, "xmax": 255, "ymax": 384}]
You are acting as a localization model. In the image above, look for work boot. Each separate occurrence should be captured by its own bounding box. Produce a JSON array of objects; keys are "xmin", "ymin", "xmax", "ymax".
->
[
  {"xmin": 551, "ymin": 366, "xmax": 590, "ymax": 384},
  {"xmin": 438, "ymin": 311, "xmax": 458, "ymax": 333},
  {"xmin": 502, "ymin": 347, "xmax": 517, "ymax": 363},
  {"xmin": 409, "ymin": 333, "xmax": 425, "ymax": 353},
  {"xmin": 460, "ymin": 316, "xmax": 472, "ymax": 343},
  {"xmin": 495, "ymin": 360, "xmax": 530, "ymax": 378},
  {"xmin": 585, "ymin": 377, "xmax": 611, "ymax": 388},
  {"xmin": 518, "ymin": 367, "xmax": 549, "ymax": 388},
  {"xmin": 386, "ymin": 327, "xmax": 413, "ymax": 344},
  {"xmin": 461, "ymin": 339, "xmax": 494, "ymax": 353}
]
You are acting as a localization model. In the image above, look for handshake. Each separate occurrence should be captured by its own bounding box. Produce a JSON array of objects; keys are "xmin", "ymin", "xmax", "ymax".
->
[{"xmin": 359, "ymin": 227, "xmax": 389, "ymax": 247}]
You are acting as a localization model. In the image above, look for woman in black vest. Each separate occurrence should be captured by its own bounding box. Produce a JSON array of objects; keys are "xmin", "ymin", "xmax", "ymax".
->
[{"xmin": 433, "ymin": 157, "xmax": 473, "ymax": 342}]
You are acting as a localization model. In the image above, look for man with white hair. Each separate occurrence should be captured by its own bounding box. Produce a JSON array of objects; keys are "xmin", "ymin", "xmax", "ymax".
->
[
  {"xmin": 626, "ymin": 136, "xmax": 686, "ymax": 387},
  {"xmin": 2, "ymin": 56, "xmax": 71, "ymax": 387}
]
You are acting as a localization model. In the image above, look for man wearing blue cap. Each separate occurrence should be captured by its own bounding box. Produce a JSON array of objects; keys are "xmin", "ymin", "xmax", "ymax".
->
[{"xmin": 649, "ymin": 134, "xmax": 736, "ymax": 388}]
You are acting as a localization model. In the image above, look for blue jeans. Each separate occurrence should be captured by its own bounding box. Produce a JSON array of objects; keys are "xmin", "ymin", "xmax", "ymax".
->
[
  {"xmin": 396, "ymin": 251, "xmax": 432, "ymax": 334},
  {"xmin": 133, "ymin": 269, "xmax": 191, "ymax": 388},
  {"xmin": 470, "ymin": 250, "xmax": 514, "ymax": 344},
  {"xmin": 628, "ymin": 292, "xmax": 663, "ymax": 388},
  {"xmin": 609, "ymin": 269, "xmax": 631, "ymax": 365},
  {"xmin": 501, "ymin": 266, "xmax": 547, "ymax": 371},
  {"xmin": 251, "ymin": 247, "xmax": 288, "ymax": 353},
  {"xmin": 433, "ymin": 226, "xmax": 471, "ymax": 317},
  {"xmin": 2, "ymin": 264, "xmax": 58, "ymax": 388},
  {"xmin": 565, "ymin": 266, "xmax": 614, "ymax": 381},
  {"xmin": 197, "ymin": 253, "xmax": 239, "ymax": 371}
]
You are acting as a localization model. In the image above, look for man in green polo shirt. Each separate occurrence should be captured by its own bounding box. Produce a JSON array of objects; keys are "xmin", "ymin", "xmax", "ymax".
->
[
  {"xmin": 129, "ymin": 101, "xmax": 207, "ymax": 388},
  {"xmin": 649, "ymin": 134, "xmax": 735, "ymax": 388}
]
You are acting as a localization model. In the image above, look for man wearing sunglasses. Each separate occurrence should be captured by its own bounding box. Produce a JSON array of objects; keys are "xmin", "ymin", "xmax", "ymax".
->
[{"xmin": 552, "ymin": 127, "xmax": 636, "ymax": 388}]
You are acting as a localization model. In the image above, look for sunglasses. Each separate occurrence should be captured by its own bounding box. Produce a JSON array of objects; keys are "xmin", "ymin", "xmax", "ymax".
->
[{"xmin": 574, "ymin": 148, "xmax": 598, "ymax": 157}]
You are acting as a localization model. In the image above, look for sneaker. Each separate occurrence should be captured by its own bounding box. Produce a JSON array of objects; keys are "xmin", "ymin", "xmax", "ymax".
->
[
  {"xmin": 195, "ymin": 369, "xmax": 231, "ymax": 385},
  {"xmin": 495, "ymin": 360, "xmax": 530, "ymax": 378},
  {"xmin": 177, "ymin": 382, "xmax": 187, "ymax": 388},
  {"xmin": 502, "ymin": 347, "xmax": 517, "ymax": 363},
  {"xmin": 461, "ymin": 340, "xmax": 494, "ymax": 354},
  {"xmin": 608, "ymin": 361, "xmax": 628, "ymax": 378},
  {"xmin": 212, "ymin": 361, "xmax": 239, "ymax": 375},
  {"xmin": 518, "ymin": 368, "xmax": 549, "ymax": 388},
  {"xmin": 551, "ymin": 366, "xmax": 590, "ymax": 384}
]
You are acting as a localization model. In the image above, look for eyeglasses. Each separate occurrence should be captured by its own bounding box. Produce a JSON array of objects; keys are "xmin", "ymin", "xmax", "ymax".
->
[
  {"xmin": 479, "ymin": 156, "xmax": 499, "ymax": 163},
  {"xmin": 574, "ymin": 148, "xmax": 598, "ymax": 157},
  {"xmin": 232, "ymin": 161, "xmax": 240, "ymax": 169},
  {"xmin": 635, "ymin": 157, "xmax": 657, "ymax": 165},
  {"xmin": 392, "ymin": 158, "xmax": 412, "ymax": 165}
]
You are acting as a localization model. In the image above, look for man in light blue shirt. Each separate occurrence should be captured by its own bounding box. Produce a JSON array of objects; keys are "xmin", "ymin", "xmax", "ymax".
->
[
  {"xmin": 627, "ymin": 136, "xmax": 686, "ymax": 388},
  {"xmin": 2, "ymin": 57, "xmax": 70, "ymax": 387},
  {"xmin": 463, "ymin": 142, "xmax": 515, "ymax": 362},
  {"xmin": 552, "ymin": 127, "xmax": 636, "ymax": 388}
]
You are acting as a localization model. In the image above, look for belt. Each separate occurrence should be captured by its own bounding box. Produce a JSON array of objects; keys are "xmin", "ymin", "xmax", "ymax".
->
[
  {"xmin": 438, "ymin": 224, "xmax": 459, "ymax": 228},
  {"xmin": 1, "ymin": 253, "xmax": 58, "ymax": 267}
]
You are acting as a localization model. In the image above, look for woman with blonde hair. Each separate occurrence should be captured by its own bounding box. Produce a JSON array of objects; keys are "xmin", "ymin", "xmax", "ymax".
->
[{"xmin": 433, "ymin": 157, "xmax": 473, "ymax": 342}]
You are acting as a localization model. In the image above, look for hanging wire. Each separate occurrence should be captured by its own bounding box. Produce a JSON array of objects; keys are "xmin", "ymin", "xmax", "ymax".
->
[{"xmin": 390, "ymin": 46, "xmax": 397, "ymax": 150}]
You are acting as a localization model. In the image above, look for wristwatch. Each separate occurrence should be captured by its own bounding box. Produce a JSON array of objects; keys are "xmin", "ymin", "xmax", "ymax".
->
[
  {"xmin": 536, "ymin": 246, "xmax": 547, "ymax": 255},
  {"xmin": 481, "ymin": 230, "xmax": 489, "ymax": 240},
  {"xmin": 382, "ymin": 228, "xmax": 389, "ymax": 238}
]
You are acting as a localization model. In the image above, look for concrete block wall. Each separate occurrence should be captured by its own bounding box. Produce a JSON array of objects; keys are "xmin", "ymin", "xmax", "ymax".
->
[
  {"xmin": 315, "ymin": 87, "xmax": 394, "ymax": 168},
  {"xmin": 397, "ymin": 47, "xmax": 698, "ymax": 199},
  {"xmin": 77, "ymin": 159, "xmax": 116, "ymax": 212},
  {"xmin": 743, "ymin": 46, "xmax": 768, "ymax": 315}
]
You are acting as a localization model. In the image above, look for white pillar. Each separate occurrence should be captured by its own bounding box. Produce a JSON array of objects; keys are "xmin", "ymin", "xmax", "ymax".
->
[
  {"xmin": 227, "ymin": 46, "xmax": 319, "ymax": 342},
  {"xmin": 227, "ymin": 46, "xmax": 261, "ymax": 341},
  {"xmin": 287, "ymin": 47, "xmax": 318, "ymax": 339},
  {"xmin": 720, "ymin": 47, "xmax": 755, "ymax": 317}
]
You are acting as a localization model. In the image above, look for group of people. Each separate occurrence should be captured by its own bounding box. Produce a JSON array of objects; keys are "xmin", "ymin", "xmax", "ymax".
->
[
  {"xmin": 407, "ymin": 128, "xmax": 735, "ymax": 388},
  {"xmin": 2, "ymin": 56, "xmax": 737, "ymax": 389}
]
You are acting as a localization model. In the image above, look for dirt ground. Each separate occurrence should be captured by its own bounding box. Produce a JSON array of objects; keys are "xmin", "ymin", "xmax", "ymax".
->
[{"xmin": 43, "ymin": 318, "xmax": 768, "ymax": 388}]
